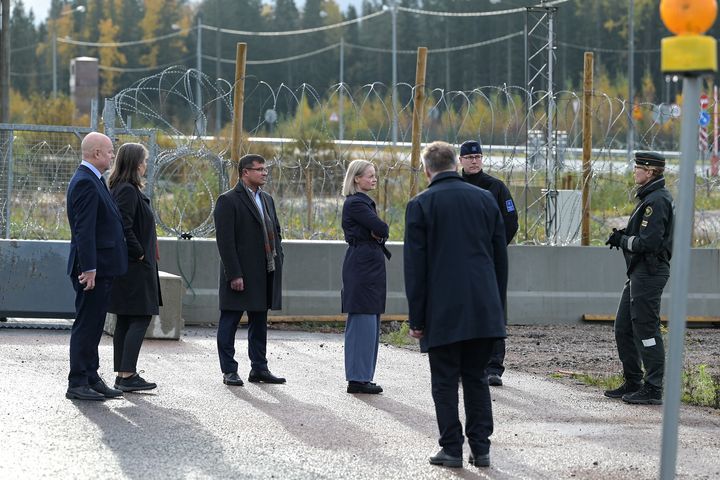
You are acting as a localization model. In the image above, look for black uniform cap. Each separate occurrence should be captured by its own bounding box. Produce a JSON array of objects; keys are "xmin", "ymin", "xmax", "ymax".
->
[
  {"xmin": 460, "ymin": 140, "xmax": 482, "ymax": 156},
  {"xmin": 634, "ymin": 151, "xmax": 665, "ymax": 168}
]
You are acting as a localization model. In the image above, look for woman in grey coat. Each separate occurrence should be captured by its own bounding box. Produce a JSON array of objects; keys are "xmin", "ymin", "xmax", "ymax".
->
[
  {"xmin": 107, "ymin": 143, "xmax": 162, "ymax": 392},
  {"xmin": 341, "ymin": 160, "xmax": 390, "ymax": 394}
]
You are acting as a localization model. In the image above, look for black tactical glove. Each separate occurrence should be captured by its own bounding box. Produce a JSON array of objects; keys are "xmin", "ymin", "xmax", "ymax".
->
[{"xmin": 605, "ymin": 228, "xmax": 625, "ymax": 250}]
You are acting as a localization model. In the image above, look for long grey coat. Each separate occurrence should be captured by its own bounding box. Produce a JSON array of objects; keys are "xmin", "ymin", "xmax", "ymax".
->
[{"xmin": 213, "ymin": 183, "xmax": 283, "ymax": 312}]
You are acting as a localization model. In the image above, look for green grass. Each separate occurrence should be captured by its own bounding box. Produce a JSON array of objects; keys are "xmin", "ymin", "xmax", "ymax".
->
[
  {"xmin": 559, "ymin": 365, "xmax": 720, "ymax": 409},
  {"xmin": 380, "ymin": 322, "xmax": 415, "ymax": 347}
]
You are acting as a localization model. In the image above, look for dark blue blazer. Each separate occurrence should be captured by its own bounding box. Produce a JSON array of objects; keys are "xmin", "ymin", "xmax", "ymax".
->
[
  {"xmin": 404, "ymin": 171, "xmax": 508, "ymax": 352},
  {"xmin": 66, "ymin": 165, "xmax": 127, "ymax": 278},
  {"xmin": 341, "ymin": 192, "xmax": 389, "ymax": 314}
]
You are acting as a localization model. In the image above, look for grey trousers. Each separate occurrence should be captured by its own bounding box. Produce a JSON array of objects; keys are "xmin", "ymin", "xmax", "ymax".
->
[
  {"xmin": 344, "ymin": 313, "xmax": 381, "ymax": 382},
  {"xmin": 614, "ymin": 266, "xmax": 669, "ymax": 389}
]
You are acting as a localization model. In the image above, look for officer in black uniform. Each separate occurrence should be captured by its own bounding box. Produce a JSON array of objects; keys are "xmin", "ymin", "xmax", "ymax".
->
[
  {"xmin": 459, "ymin": 140, "xmax": 518, "ymax": 387},
  {"xmin": 604, "ymin": 151, "xmax": 674, "ymax": 405}
]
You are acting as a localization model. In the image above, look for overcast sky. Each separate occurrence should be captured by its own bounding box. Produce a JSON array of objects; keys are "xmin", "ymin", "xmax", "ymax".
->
[{"xmin": 20, "ymin": 0, "xmax": 364, "ymax": 25}]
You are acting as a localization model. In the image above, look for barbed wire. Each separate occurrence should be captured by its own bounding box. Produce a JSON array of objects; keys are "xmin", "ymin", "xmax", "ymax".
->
[{"xmin": 2, "ymin": 69, "xmax": 719, "ymax": 246}]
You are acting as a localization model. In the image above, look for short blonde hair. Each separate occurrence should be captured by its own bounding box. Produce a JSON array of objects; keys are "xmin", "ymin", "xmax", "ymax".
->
[{"xmin": 342, "ymin": 159, "xmax": 374, "ymax": 196}]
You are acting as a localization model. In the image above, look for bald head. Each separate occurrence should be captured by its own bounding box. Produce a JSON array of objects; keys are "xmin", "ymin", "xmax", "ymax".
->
[{"xmin": 81, "ymin": 132, "xmax": 114, "ymax": 173}]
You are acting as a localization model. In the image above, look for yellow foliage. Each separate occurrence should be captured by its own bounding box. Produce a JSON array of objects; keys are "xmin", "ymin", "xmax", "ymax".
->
[{"xmin": 98, "ymin": 18, "xmax": 127, "ymax": 96}]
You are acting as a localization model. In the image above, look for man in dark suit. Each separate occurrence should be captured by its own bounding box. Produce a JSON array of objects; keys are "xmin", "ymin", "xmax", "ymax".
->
[
  {"xmin": 459, "ymin": 139, "xmax": 518, "ymax": 387},
  {"xmin": 213, "ymin": 154, "xmax": 285, "ymax": 386},
  {"xmin": 404, "ymin": 141, "xmax": 508, "ymax": 469},
  {"xmin": 65, "ymin": 132, "xmax": 128, "ymax": 401}
]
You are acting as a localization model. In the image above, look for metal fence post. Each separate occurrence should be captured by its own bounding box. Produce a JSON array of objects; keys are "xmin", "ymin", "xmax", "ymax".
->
[
  {"xmin": 146, "ymin": 130, "xmax": 157, "ymax": 201},
  {"xmin": 90, "ymin": 98, "xmax": 98, "ymax": 131},
  {"xmin": 3, "ymin": 129, "xmax": 13, "ymax": 238},
  {"xmin": 103, "ymin": 98, "xmax": 116, "ymax": 142}
]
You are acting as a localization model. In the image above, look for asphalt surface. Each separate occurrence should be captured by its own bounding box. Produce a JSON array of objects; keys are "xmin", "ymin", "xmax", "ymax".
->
[{"xmin": 1, "ymin": 327, "xmax": 718, "ymax": 479}]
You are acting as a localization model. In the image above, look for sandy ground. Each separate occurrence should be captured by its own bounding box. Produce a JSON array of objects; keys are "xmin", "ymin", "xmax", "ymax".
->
[{"xmin": 1, "ymin": 326, "xmax": 719, "ymax": 479}]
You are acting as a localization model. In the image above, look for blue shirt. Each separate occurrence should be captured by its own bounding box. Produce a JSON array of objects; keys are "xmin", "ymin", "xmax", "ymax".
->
[{"xmin": 81, "ymin": 160, "xmax": 103, "ymax": 179}]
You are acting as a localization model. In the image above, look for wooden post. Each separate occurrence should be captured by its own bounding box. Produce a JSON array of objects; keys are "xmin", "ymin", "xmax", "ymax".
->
[
  {"xmin": 581, "ymin": 52, "xmax": 594, "ymax": 246},
  {"xmin": 230, "ymin": 43, "xmax": 247, "ymax": 187},
  {"xmin": 410, "ymin": 47, "xmax": 428, "ymax": 198}
]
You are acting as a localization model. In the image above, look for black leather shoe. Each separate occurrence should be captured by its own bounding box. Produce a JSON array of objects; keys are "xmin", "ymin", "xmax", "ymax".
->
[
  {"xmin": 115, "ymin": 373, "xmax": 157, "ymax": 392},
  {"xmin": 604, "ymin": 381, "xmax": 642, "ymax": 399},
  {"xmin": 66, "ymin": 385, "xmax": 105, "ymax": 401},
  {"xmin": 429, "ymin": 449, "xmax": 463, "ymax": 468},
  {"xmin": 248, "ymin": 369, "xmax": 286, "ymax": 384},
  {"xmin": 469, "ymin": 452, "xmax": 491, "ymax": 467},
  {"xmin": 223, "ymin": 372, "xmax": 244, "ymax": 386},
  {"xmin": 90, "ymin": 379, "xmax": 123, "ymax": 398},
  {"xmin": 347, "ymin": 381, "xmax": 383, "ymax": 394},
  {"xmin": 488, "ymin": 374, "xmax": 503, "ymax": 387},
  {"xmin": 622, "ymin": 383, "xmax": 663, "ymax": 405}
]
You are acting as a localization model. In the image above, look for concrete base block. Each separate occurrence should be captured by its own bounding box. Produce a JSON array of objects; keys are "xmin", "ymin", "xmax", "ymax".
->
[{"xmin": 104, "ymin": 271, "xmax": 184, "ymax": 340}]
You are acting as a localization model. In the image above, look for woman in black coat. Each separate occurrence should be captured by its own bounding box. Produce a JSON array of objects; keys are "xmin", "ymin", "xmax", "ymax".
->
[
  {"xmin": 341, "ymin": 160, "xmax": 390, "ymax": 395},
  {"xmin": 107, "ymin": 143, "xmax": 162, "ymax": 393}
]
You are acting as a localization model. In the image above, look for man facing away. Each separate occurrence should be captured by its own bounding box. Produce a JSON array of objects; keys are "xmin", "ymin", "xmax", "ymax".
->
[
  {"xmin": 213, "ymin": 154, "xmax": 286, "ymax": 386},
  {"xmin": 404, "ymin": 141, "xmax": 508, "ymax": 468},
  {"xmin": 459, "ymin": 140, "xmax": 518, "ymax": 387},
  {"xmin": 604, "ymin": 151, "xmax": 674, "ymax": 405},
  {"xmin": 65, "ymin": 132, "xmax": 128, "ymax": 401}
]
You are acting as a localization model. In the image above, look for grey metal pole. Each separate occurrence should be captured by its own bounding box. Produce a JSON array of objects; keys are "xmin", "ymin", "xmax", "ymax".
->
[
  {"xmin": 52, "ymin": 30, "xmax": 57, "ymax": 98},
  {"xmin": 104, "ymin": 98, "xmax": 116, "ymax": 142},
  {"xmin": 196, "ymin": 14, "xmax": 204, "ymax": 135},
  {"xmin": 659, "ymin": 75, "xmax": 700, "ymax": 480},
  {"xmin": 391, "ymin": 0, "xmax": 398, "ymax": 145},
  {"xmin": 627, "ymin": 0, "xmax": 634, "ymax": 166},
  {"xmin": 146, "ymin": 130, "xmax": 157, "ymax": 201},
  {"xmin": 547, "ymin": 9, "xmax": 557, "ymax": 244},
  {"xmin": 339, "ymin": 37, "xmax": 344, "ymax": 142},
  {"xmin": 4, "ymin": 129, "xmax": 13, "ymax": 239},
  {"xmin": 1, "ymin": 0, "xmax": 10, "ymax": 123},
  {"xmin": 90, "ymin": 98, "xmax": 98, "ymax": 130},
  {"xmin": 215, "ymin": 25, "xmax": 221, "ymax": 136}
]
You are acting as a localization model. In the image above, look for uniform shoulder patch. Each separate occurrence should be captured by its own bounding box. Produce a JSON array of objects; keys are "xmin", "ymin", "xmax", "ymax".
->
[
  {"xmin": 644, "ymin": 206, "xmax": 653, "ymax": 217},
  {"xmin": 505, "ymin": 199, "xmax": 515, "ymax": 213}
]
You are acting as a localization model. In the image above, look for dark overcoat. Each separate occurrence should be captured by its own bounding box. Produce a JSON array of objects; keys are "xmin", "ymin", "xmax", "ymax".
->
[
  {"xmin": 341, "ymin": 192, "xmax": 389, "ymax": 314},
  {"xmin": 403, "ymin": 172, "xmax": 508, "ymax": 352},
  {"xmin": 214, "ymin": 183, "xmax": 283, "ymax": 312},
  {"xmin": 66, "ymin": 165, "xmax": 127, "ymax": 278},
  {"xmin": 108, "ymin": 182, "xmax": 162, "ymax": 316}
]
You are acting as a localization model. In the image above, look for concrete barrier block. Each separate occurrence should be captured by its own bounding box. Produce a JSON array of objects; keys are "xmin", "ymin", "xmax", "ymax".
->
[{"xmin": 104, "ymin": 271, "xmax": 184, "ymax": 340}]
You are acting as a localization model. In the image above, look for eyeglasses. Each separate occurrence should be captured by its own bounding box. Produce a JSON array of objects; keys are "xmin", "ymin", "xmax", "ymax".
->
[
  {"xmin": 245, "ymin": 167, "xmax": 268, "ymax": 173},
  {"xmin": 461, "ymin": 154, "xmax": 483, "ymax": 161}
]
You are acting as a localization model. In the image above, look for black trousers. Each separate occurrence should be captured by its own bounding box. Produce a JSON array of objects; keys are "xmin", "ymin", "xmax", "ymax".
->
[
  {"xmin": 113, "ymin": 315, "xmax": 152, "ymax": 372},
  {"xmin": 486, "ymin": 339, "xmax": 506, "ymax": 376},
  {"xmin": 68, "ymin": 275, "xmax": 113, "ymax": 387},
  {"xmin": 428, "ymin": 338, "xmax": 495, "ymax": 458},
  {"xmin": 217, "ymin": 310, "xmax": 268, "ymax": 374},
  {"xmin": 614, "ymin": 266, "xmax": 669, "ymax": 389}
]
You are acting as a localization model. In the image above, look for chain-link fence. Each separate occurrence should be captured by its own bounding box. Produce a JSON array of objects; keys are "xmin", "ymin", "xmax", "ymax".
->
[{"xmin": 2, "ymin": 68, "xmax": 720, "ymax": 246}]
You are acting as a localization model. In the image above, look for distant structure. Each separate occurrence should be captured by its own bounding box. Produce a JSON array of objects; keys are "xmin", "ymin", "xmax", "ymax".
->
[{"xmin": 70, "ymin": 57, "xmax": 98, "ymax": 116}]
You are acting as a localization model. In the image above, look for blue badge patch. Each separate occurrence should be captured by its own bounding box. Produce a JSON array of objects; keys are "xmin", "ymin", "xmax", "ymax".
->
[{"xmin": 505, "ymin": 199, "xmax": 515, "ymax": 213}]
